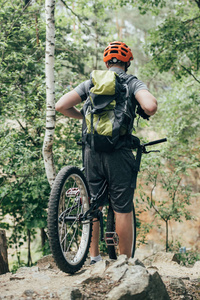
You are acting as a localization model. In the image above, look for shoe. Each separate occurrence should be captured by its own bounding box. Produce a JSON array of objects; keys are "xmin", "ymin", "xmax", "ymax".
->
[{"xmin": 90, "ymin": 260, "xmax": 97, "ymax": 265}]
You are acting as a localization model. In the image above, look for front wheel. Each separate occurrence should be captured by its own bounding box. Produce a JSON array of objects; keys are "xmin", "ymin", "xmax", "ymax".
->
[
  {"xmin": 106, "ymin": 205, "xmax": 136, "ymax": 259},
  {"xmin": 48, "ymin": 166, "xmax": 92, "ymax": 274}
]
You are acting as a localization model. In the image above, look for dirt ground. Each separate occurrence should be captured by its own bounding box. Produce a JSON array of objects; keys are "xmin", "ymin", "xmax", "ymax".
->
[{"xmin": 0, "ymin": 253, "xmax": 200, "ymax": 300}]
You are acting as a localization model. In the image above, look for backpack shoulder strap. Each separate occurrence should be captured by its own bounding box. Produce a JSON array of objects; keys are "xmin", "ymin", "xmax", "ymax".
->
[{"xmin": 118, "ymin": 73, "xmax": 137, "ymax": 84}]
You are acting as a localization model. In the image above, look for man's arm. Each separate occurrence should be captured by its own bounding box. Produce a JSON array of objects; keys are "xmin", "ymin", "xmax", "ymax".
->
[
  {"xmin": 135, "ymin": 89, "xmax": 157, "ymax": 116},
  {"xmin": 55, "ymin": 90, "xmax": 83, "ymax": 119}
]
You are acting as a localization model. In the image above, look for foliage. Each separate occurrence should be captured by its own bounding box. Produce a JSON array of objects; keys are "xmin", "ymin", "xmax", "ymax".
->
[
  {"xmin": 136, "ymin": 0, "xmax": 200, "ymax": 84},
  {"xmin": 1, "ymin": 0, "xmax": 200, "ymax": 266},
  {"xmin": 153, "ymin": 79, "xmax": 200, "ymax": 162},
  {"xmin": 136, "ymin": 77, "xmax": 200, "ymax": 251},
  {"xmin": 0, "ymin": 0, "xmax": 49, "ymax": 265},
  {"xmin": 176, "ymin": 251, "xmax": 200, "ymax": 267},
  {"xmin": 168, "ymin": 240, "xmax": 200, "ymax": 266},
  {"xmin": 0, "ymin": 0, "xmax": 121, "ymax": 265}
]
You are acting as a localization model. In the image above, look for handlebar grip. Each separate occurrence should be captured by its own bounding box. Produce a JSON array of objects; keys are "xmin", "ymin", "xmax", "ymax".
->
[{"xmin": 143, "ymin": 138, "xmax": 167, "ymax": 147}]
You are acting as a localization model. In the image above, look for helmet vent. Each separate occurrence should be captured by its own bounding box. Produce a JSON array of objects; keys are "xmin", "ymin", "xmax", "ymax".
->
[
  {"xmin": 111, "ymin": 42, "xmax": 121, "ymax": 45},
  {"xmin": 121, "ymin": 47, "xmax": 128, "ymax": 53}
]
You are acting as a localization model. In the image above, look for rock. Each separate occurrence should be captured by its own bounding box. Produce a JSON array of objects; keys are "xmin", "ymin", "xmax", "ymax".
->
[
  {"xmin": 169, "ymin": 277, "xmax": 187, "ymax": 294},
  {"xmin": 148, "ymin": 269, "xmax": 171, "ymax": 300},
  {"xmin": 37, "ymin": 254, "xmax": 58, "ymax": 270},
  {"xmin": 106, "ymin": 265, "xmax": 170, "ymax": 300},
  {"xmin": 152, "ymin": 252, "xmax": 180, "ymax": 264},
  {"xmin": 106, "ymin": 255, "xmax": 129, "ymax": 281},
  {"xmin": 75, "ymin": 260, "xmax": 109, "ymax": 285},
  {"xmin": 23, "ymin": 289, "xmax": 35, "ymax": 297},
  {"xmin": 147, "ymin": 266, "xmax": 159, "ymax": 271},
  {"xmin": 71, "ymin": 288, "xmax": 84, "ymax": 300},
  {"xmin": 90, "ymin": 259, "xmax": 109, "ymax": 277},
  {"xmin": 10, "ymin": 274, "xmax": 25, "ymax": 280},
  {"xmin": 58, "ymin": 287, "xmax": 84, "ymax": 300},
  {"xmin": 193, "ymin": 261, "xmax": 200, "ymax": 269},
  {"xmin": 128, "ymin": 257, "xmax": 145, "ymax": 268}
]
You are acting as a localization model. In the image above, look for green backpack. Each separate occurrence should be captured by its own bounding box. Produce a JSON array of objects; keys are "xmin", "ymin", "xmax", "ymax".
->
[{"xmin": 82, "ymin": 70, "xmax": 137, "ymax": 153}]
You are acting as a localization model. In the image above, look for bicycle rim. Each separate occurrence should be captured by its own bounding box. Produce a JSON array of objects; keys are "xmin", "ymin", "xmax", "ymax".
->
[
  {"xmin": 48, "ymin": 166, "xmax": 92, "ymax": 274},
  {"xmin": 106, "ymin": 205, "xmax": 136, "ymax": 259}
]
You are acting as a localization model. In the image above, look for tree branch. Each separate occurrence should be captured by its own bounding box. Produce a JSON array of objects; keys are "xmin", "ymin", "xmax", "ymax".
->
[
  {"xmin": 172, "ymin": 177, "xmax": 182, "ymax": 205},
  {"xmin": 183, "ymin": 15, "xmax": 200, "ymax": 24},
  {"xmin": 150, "ymin": 184, "xmax": 162, "ymax": 218},
  {"xmin": 181, "ymin": 65, "xmax": 200, "ymax": 84},
  {"xmin": 60, "ymin": 0, "xmax": 91, "ymax": 33},
  {"xmin": 16, "ymin": 119, "xmax": 38, "ymax": 147}
]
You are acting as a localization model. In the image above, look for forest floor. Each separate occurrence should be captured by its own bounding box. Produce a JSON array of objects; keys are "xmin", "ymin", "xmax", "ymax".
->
[{"xmin": 0, "ymin": 252, "xmax": 200, "ymax": 299}]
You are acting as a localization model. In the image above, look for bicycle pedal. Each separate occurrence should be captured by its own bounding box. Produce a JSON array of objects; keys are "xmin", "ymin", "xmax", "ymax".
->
[{"xmin": 105, "ymin": 232, "xmax": 119, "ymax": 246}]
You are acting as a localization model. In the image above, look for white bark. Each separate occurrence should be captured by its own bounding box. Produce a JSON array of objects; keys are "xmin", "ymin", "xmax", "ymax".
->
[{"xmin": 43, "ymin": 0, "xmax": 56, "ymax": 187}]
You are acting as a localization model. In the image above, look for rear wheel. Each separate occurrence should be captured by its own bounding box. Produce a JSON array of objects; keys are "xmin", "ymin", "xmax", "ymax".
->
[
  {"xmin": 48, "ymin": 166, "xmax": 92, "ymax": 274},
  {"xmin": 106, "ymin": 205, "xmax": 136, "ymax": 259}
]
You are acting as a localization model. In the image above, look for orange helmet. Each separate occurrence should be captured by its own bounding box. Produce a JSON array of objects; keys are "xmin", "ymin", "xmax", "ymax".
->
[{"xmin": 103, "ymin": 41, "xmax": 134, "ymax": 63}]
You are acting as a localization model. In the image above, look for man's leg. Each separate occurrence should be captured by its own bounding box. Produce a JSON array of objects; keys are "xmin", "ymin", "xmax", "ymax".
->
[
  {"xmin": 89, "ymin": 219, "xmax": 100, "ymax": 257},
  {"xmin": 114, "ymin": 211, "xmax": 133, "ymax": 258},
  {"xmin": 89, "ymin": 207, "xmax": 103, "ymax": 262}
]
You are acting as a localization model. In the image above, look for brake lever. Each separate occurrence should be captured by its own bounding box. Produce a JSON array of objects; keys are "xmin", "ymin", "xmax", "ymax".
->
[{"xmin": 143, "ymin": 149, "xmax": 160, "ymax": 154}]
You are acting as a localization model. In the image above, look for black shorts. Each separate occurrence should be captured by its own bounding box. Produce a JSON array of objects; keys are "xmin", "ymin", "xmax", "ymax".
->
[{"xmin": 84, "ymin": 146, "xmax": 138, "ymax": 213}]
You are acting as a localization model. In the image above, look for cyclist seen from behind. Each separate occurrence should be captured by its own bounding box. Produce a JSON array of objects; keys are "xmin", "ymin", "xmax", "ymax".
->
[{"xmin": 56, "ymin": 41, "xmax": 157, "ymax": 264}]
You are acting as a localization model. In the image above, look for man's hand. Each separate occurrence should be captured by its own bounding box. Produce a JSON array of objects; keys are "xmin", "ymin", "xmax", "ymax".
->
[
  {"xmin": 135, "ymin": 89, "xmax": 157, "ymax": 116},
  {"xmin": 136, "ymin": 105, "xmax": 150, "ymax": 120}
]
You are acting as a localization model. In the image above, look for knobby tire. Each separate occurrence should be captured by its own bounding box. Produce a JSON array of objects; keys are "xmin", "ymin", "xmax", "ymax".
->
[{"xmin": 48, "ymin": 166, "xmax": 92, "ymax": 274}]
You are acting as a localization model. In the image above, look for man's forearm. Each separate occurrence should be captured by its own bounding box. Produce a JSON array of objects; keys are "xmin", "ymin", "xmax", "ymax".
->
[
  {"xmin": 59, "ymin": 107, "xmax": 83, "ymax": 119},
  {"xmin": 143, "ymin": 103, "xmax": 157, "ymax": 116},
  {"xmin": 55, "ymin": 90, "xmax": 83, "ymax": 119}
]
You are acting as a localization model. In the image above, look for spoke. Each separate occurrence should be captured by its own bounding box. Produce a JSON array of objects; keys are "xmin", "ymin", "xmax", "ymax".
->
[
  {"xmin": 61, "ymin": 198, "xmax": 82, "ymax": 252},
  {"xmin": 59, "ymin": 177, "xmax": 76, "ymax": 251},
  {"xmin": 65, "ymin": 193, "xmax": 82, "ymax": 253},
  {"xmin": 60, "ymin": 190, "xmax": 68, "ymax": 247},
  {"xmin": 61, "ymin": 214, "xmax": 79, "ymax": 247},
  {"xmin": 60, "ymin": 199, "xmax": 81, "ymax": 247},
  {"xmin": 66, "ymin": 221, "xmax": 78, "ymax": 252},
  {"xmin": 57, "ymin": 172, "xmax": 90, "ymax": 264}
]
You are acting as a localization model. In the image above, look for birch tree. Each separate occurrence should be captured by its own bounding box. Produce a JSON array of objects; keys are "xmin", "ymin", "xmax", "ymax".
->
[{"xmin": 43, "ymin": 0, "xmax": 56, "ymax": 187}]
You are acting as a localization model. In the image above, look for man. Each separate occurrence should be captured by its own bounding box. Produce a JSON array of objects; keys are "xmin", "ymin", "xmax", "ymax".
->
[{"xmin": 56, "ymin": 41, "xmax": 157, "ymax": 264}]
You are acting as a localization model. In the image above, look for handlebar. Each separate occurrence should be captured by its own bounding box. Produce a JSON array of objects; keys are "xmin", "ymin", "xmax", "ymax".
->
[
  {"xmin": 142, "ymin": 138, "xmax": 167, "ymax": 147},
  {"xmin": 77, "ymin": 137, "xmax": 167, "ymax": 151}
]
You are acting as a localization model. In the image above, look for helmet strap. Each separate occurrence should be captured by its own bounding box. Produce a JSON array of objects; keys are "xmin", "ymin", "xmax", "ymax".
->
[{"xmin": 125, "ymin": 61, "xmax": 131, "ymax": 72}]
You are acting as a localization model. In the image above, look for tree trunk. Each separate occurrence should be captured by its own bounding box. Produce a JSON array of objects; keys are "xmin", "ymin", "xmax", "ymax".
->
[
  {"xmin": 43, "ymin": 0, "xmax": 56, "ymax": 187},
  {"xmin": 27, "ymin": 229, "xmax": 32, "ymax": 267},
  {"xmin": 41, "ymin": 228, "xmax": 47, "ymax": 252},
  {"xmin": 0, "ymin": 229, "xmax": 9, "ymax": 274},
  {"xmin": 166, "ymin": 220, "xmax": 169, "ymax": 252}
]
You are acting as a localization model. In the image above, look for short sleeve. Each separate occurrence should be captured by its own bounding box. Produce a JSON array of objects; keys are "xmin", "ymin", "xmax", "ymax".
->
[
  {"xmin": 130, "ymin": 78, "xmax": 148, "ymax": 96},
  {"xmin": 74, "ymin": 80, "xmax": 91, "ymax": 102}
]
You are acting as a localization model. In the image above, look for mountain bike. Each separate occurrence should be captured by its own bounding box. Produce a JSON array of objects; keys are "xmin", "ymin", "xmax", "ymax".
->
[{"xmin": 47, "ymin": 137, "xmax": 167, "ymax": 274}]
